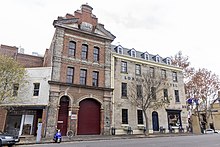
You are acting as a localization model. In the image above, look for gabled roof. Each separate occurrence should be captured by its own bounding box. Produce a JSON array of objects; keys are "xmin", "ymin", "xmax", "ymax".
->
[{"xmin": 112, "ymin": 45, "xmax": 173, "ymax": 65}]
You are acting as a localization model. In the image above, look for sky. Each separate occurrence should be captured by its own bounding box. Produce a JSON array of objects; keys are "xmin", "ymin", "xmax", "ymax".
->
[{"xmin": 1, "ymin": 0, "xmax": 220, "ymax": 75}]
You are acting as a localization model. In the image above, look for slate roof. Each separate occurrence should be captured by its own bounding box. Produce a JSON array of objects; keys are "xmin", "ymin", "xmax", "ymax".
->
[{"xmin": 111, "ymin": 45, "xmax": 172, "ymax": 65}]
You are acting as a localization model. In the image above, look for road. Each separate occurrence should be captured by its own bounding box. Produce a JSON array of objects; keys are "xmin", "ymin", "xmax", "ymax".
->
[{"xmin": 19, "ymin": 134, "xmax": 220, "ymax": 147}]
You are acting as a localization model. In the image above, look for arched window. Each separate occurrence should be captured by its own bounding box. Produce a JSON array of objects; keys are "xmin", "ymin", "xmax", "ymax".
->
[
  {"xmin": 130, "ymin": 49, "xmax": 136, "ymax": 57},
  {"xmin": 166, "ymin": 58, "xmax": 171, "ymax": 65},
  {"xmin": 143, "ymin": 52, "xmax": 149, "ymax": 60},
  {"xmin": 116, "ymin": 45, "xmax": 123, "ymax": 54},
  {"xmin": 68, "ymin": 41, "xmax": 76, "ymax": 57},
  {"xmin": 156, "ymin": 55, "xmax": 160, "ymax": 62}
]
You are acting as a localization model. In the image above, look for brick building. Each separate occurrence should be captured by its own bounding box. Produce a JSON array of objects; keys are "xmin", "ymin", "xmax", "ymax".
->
[
  {"xmin": 45, "ymin": 4, "xmax": 115, "ymax": 136},
  {"xmin": 0, "ymin": 44, "xmax": 44, "ymax": 68}
]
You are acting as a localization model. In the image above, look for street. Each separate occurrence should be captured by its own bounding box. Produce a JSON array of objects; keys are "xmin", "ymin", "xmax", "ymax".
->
[{"xmin": 18, "ymin": 134, "xmax": 220, "ymax": 147}]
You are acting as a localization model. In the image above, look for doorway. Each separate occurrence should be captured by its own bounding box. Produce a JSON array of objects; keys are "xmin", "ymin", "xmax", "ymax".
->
[
  {"xmin": 77, "ymin": 98, "xmax": 101, "ymax": 135},
  {"xmin": 152, "ymin": 111, "xmax": 159, "ymax": 131}
]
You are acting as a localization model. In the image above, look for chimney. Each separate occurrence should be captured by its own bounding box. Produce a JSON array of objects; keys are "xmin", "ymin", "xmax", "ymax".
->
[{"xmin": 81, "ymin": 3, "xmax": 93, "ymax": 14}]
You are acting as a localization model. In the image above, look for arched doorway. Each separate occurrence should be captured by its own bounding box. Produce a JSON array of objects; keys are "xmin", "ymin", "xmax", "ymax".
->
[
  {"xmin": 77, "ymin": 98, "xmax": 101, "ymax": 135},
  {"xmin": 152, "ymin": 111, "xmax": 159, "ymax": 131},
  {"xmin": 57, "ymin": 96, "xmax": 69, "ymax": 136}
]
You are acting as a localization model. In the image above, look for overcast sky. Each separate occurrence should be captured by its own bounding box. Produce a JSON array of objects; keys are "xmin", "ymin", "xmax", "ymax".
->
[{"xmin": 1, "ymin": 0, "xmax": 220, "ymax": 75}]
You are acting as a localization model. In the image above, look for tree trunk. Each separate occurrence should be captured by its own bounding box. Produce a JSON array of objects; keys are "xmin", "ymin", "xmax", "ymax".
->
[{"xmin": 143, "ymin": 110, "xmax": 149, "ymax": 136}]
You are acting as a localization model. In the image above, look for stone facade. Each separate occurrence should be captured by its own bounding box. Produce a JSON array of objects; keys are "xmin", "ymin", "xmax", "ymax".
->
[{"xmin": 111, "ymin": 46, "xmax": 188, "ymax": 135}]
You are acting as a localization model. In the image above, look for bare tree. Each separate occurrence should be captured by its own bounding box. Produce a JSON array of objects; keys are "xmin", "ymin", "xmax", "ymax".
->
[
  {"xmin": 171, "ymin": 51, "xmax": 194, "ymax": 81},
  {"xmin": 186, "ymin": 68, "xmax": 220, "ymax": 127},
  {"xmin": 128, "ymin": 73, "xmax": 170, "ymax": 135},
  {"xmin": 172, "ymin": 51, "xmax": 220, "ymax": 131},
  {"xmin": 0, "ymin": 55, "xmax": 27, "ymax": 104}
]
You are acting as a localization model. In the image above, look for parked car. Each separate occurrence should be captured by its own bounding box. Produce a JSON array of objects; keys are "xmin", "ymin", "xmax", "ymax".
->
[
  {"xmin": 0, "ymin": 131, "xmax": 20, "ymax": 147},
  {"xmin": 205, "ymin": 129, "xmax": 219, "ymax": 134}
]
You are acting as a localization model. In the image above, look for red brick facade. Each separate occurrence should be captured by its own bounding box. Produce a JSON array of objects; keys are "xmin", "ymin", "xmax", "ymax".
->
[{"xmin": 0, "ymin": 44, "xmax": 44, "ymax": 68}]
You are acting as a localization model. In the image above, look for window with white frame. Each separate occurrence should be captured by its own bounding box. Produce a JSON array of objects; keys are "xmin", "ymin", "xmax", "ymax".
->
[
  {"xmin": 117, "ymin": 46, "xmax": 123, "ymax": 54},
  {"xmin": 144, "ymin": 53, "xmax": 149, "ymax": 60},
  {"xmin": 121, "ymin": 61, "xmax": 127, "ymax": 73},
  {"xmin": 67, "ymin": 67, "xmax": 74, "ymax": 83},
  {"xmin": 68, "ymin": 41, "xmax": 76, "ymax": 57},
  {"xmin": 135, "ymin": 64, "xmax": 141, "ymax": 75},
  {"xmin": 92, "ymin": 71, "xmax": 99, "ymax": 87},
  {"xmin": 156, "ymin": 56, "xmax": 160, "ymax": 62},
  {"xmin": 172, "ymin": 71, "xmax": 178, "ymax": 82},
  {"xmin": 131, "ymin": 50, "xmax": 136, "ymax": 57},
  {"xmin": 166, "ymin": 58, "xmax": 171, "ymax": 65},
  {"xmin": 161, "ymin": 69, "xmax": 166, "ymax": 79},
  {"xmin": 150, "ymin": 67, "xmax": 155, "ymax": 78}
]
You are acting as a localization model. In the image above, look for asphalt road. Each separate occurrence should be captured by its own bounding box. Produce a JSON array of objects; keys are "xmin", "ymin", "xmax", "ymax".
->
[{"xmin": 19, "ymin": 134, "xmax": 220, "ymax": 147}]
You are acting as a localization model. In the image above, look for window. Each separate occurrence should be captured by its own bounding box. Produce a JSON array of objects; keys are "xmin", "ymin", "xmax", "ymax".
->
[
  {"xmin": 161, "ymin": 69, "xmax": 166, "ymax": 79},
  {"xmin": 144, "ymin": 53, "xmax": 149, "ymax": 60},
  {"xmin": 121, "ymin": 83, "xmax": 127, "ymax": 97},
  {"xmin": 80, "ymin": 69, "xmax": 87, "ymax": 85},
  {"xmin": 68, "ymin": 41, "xmax": 76, "ymax": 57},
  {"xmin": 137, "ymin": 85, "xmax": 142, "ymax": 98},
  {"xmin": 93, "ymin": 47, "xmax": 99, "ymax": 62},
  {"xmin": 121, "ymin": 61, "xmax": 127, "ymax": 73},
  {"xmin": 122, "ymin": 109, "xmax": 128, "ymax": 124},
  {"xmin": 81, "ymin": 44, "xmax": 88, "ymax": 60},
  {"xmin": 116, "ymin": 46, "xmax": 123, "ymax": 54},
  {"xmin": 172, "ymin": 72, "xmax": 178, "ymax": 82},
  {"xmin": 13, "ymin": 84, "xmax": 19, "ymax": 96},
  {"xmin": 156, "ymin": 56, "xmax": 160, "ymax": 62},
  {"xmin": 163, "ymin": 89, "xmax": 168, "ymax": 101},
  {"xmin": 166, "ymin": 58, "xmax": 171, "ymax": 65},
  {"xmin": 137, "ymin": 110, "xmax": 144, "ymax": 124},
  {"xmin": 150, "ymin": 67, "xmax": 155, "ymax": 78},
  {"xmin": 118, "ymin": 48, "xmax": 123, "ymax": 54},
  {"xmin": 33, "ymin": 83, "xmax": 40, "ymax": 96},
  {"xmin": 67, "ymin": 67, "xmax": 74, "ymax": 83},
  {"xmin": 175, "ymin": 90, "xmax": 180, "ymax": 102},
  {"xmin": 131, "ymin": 50, "xmax": 136, "ymax": 57},
  {"xmin": 135, "ymin": 64, "xmax": 141, "ymax": 75},
  {"xmin": 92, "ymin": 71, "xmax": 99, "ymax": 87},
  {"xmin": 151, "ymin": 87, "xmax": 156, "ymax": 100}
]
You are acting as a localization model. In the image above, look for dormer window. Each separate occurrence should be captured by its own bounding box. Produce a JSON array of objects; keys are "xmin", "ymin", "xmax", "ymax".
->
[
  {"xmin": 156, "ymin": 55, "xmax": 160, "ymax": 62},
  {"xmin": 166, "ymin": 58, "xmax": 171, "ymax": 65},
  {"xmin": 116, "ymin": 45, "xmax": 123, "ymax": 54},
  {"xmin": 142, "ymin": 52, "xmax": 149, "ymax": 60},
  {"xmin": 130, "ymin": 49, "xmax": 136, "ymax": 57}
]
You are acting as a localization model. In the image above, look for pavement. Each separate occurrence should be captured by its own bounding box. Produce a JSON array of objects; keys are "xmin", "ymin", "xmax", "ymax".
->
[{"xmin": 16, "ymin": 132, "xmax": 193, "ymax": 146}]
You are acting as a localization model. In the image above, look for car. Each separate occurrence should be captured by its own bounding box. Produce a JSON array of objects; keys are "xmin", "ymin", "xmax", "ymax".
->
[
  {"xmin": 205, "ymin": 129, "xmax": 219, "ymax": 134},
  {"xmin": 0, "ymin": 131, "xmax": 20, "ymax": 147}
]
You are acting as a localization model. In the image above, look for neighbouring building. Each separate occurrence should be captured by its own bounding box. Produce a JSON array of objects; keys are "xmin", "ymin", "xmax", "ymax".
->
[
  {"xmin": 0, "ymin": 44, "xmax": 49, "ymax": 137},
  {"xmin": 0, "ymin": 44, "xmax": 44, "ymax": 68},
  {"xmin": 1, "ymin": 67, "xmax": 51, "ymax": 137},
  {"xmin": 111, "ymin": 45, "xmax": 188, "ymax": 135},
  {"xmin": 45, "ymin": 4, "xmax": 115, "ymax": 137}
]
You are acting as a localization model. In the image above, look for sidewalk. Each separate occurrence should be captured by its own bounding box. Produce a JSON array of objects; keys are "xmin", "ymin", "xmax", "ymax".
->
[{"xmin": 17, "ymin": 133, "xmax": 193, "ymax": 146}]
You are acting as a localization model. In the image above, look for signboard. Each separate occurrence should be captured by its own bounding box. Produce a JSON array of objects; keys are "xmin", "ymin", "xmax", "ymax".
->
[{"xmin": 71, "ymin": 114, "xmax": 77, "ymax": 120}]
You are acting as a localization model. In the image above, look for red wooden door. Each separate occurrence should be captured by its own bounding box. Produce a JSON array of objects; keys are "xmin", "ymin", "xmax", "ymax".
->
[
  {"xmin": 77, "ymin": 99, "xmax": 101, "ymax": 135},
  {"xmin": 57, "ymin": 97, "xmax": 69, "ymax": 136}
]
